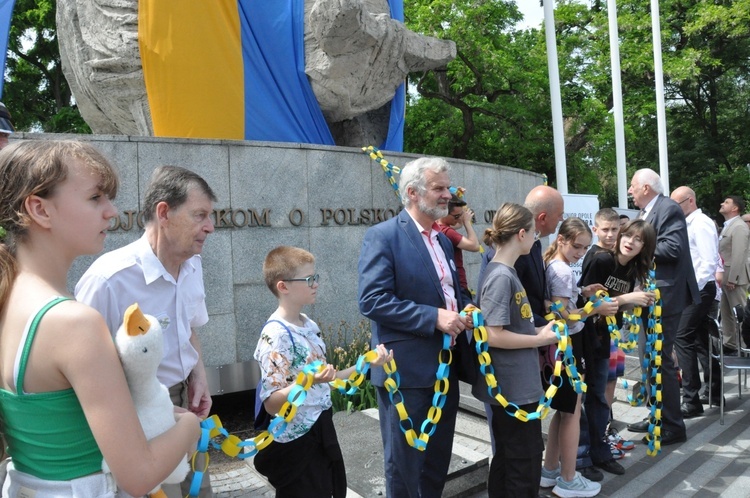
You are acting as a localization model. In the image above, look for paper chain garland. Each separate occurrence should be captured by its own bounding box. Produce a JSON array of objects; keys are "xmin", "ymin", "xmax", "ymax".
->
[
  {"xmin": 362, "ymin": 145, "xmax": 401, "ymax": 199},
  {"xmin": 189, "ymin": 270, "xmax": 664, "ymax": 494}
]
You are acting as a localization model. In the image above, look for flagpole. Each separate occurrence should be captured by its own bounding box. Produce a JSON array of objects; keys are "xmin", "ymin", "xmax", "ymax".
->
[
  {"xmin": 608, "ymin": 0, "xmax": 627, "ymax": 208},
  {"xmin": 543, "ymin": 0, "xmax": 568, "ymax": 194},
  {"xmin": 651, "ymin": 0, "xmax": 669, "ymax": 192}
]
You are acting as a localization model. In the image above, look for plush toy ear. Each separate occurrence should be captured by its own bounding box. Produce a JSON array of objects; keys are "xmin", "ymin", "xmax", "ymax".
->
[{"xmin": 124, "ymin": 303, "xmax": 150, "ymax": 337}]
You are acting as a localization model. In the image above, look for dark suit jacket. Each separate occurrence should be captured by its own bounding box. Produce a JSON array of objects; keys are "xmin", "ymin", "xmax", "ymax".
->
[
  {"xmin": 358, "ymin": 209, "xmax": 464, "ymax": 388},
  {"xmin": 645, "ymin": 194, "xmax": 700, "ymax": 314},
  {"xmin": 515, "ymin": 240, "xmax": 549, "ymax": 326}
]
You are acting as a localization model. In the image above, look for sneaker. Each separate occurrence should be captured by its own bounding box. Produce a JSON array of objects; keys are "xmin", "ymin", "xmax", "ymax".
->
[
  {"xmin": 540, "ymin": 465, "xmax": 561, "ymax": 488},
  {"xmin": 552, "ymin": 471, "xmax": 602, "ymax": 497},
  {"xmin": 606, "ymin": 427, "xmax": 635, "ymax": 451},
  {"xmin": 610, "ymin": 444, "xmax": 625, "ymax": 460}
]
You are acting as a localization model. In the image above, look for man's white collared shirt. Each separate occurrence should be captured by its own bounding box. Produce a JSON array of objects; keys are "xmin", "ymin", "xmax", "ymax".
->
[
  {"xmin": 75, "ymin": 235, "xmax": 208, "ymax": 388},
  {"xmin": 685, "ymin": 208, "xmax": 718, "ymax": 291}
]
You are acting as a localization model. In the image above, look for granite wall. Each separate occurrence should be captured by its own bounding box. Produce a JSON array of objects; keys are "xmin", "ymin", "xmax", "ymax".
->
[{"xmin": 13, "ymin": 134, "xmax": 543, "ymax": 392}]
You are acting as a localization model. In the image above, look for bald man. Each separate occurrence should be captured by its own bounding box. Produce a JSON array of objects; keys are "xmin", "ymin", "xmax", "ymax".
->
[
  {"xmin": 626, "ymin": 169, "xmax": 699, "ymax": 445},
  {"xmin": 669, "ymin": 186, "xmax": 719, "ymax": 414},
  {"xmin": 478, "ymin": 185, "xmax": 565, "ymax": 316}
]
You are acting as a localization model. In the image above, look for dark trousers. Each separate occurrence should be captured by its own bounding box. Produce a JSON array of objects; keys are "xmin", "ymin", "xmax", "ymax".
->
[
  {"xmin": 639, "ymin": 312, "xmax": 686, "ymax": 435},
  {"xmin": 377, "ymin": 385, "xmax": 458, "ymax": 498},
  {"xmin": 675, "ymin": 281, "xmax": 717, "ymax": 406},
  {"xmin": 487, "ymin": 403, "xmax": 543, "ymax": 498},
  {"xmin": 584, "ymin": 357, "xmax": 612, "ymax": 464},
  {"xmin": 254, "ymin": 408, "xmax": 346, "ymax": 498}
]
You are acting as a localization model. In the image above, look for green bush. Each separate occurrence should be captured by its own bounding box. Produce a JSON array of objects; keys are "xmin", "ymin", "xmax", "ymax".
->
[{"xmin": 321, "ymin": 320, "xmax": 378, "ymax": 414}]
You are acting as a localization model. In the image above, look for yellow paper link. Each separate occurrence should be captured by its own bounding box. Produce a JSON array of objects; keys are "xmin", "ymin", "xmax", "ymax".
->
[
  {"xmin": 427, "ymin": 406, "xmax": 442, "ymax": 424},
  {"xmin": 281, "ymin": 402, "xmax": 298, "ymax": 423},
  {"xmin": 221, "ymin": 435, "xmax": 243, "ymax": 458},
  {"xmin": 582, "ymin": 301, "xmax": 595, "ymax": 314},
  {"xmin": 405, "ymin": 429, "xmax": 417, "ymax": 448},
  {"xmin": 395, "ymin": 402, "xmax": 409, "ymax": 421},
  {"xmin": 206, "ymin": 414, "xmax": 223, "ymax": 438},
  {"xmin": 435, "ymin": 379, "xmax": 450, "ymax": 395},
  {"xmin": 330, "ymin": 379, "xmax": 347, "ymax": 391},
  {"xmin": 190, "ymin": 450, "xmax": 210, "ymax": 473},
  {"xmin": 478, "ymin": 351, "xmax": 492, "ymax": 366},
  {"xmin": 417, "ymin": 432, "xmax": 430, "ymax": 449},
  {"xmin": 383, "ymin": 359, "xmax": 397, "ymax": 375},
  {"xmin": 383, "ymin": 377, "xmax": 398, "ymax": 392}
]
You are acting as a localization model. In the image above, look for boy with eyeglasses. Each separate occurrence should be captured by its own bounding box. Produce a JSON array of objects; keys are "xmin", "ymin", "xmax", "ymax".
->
[
  {"xmin": 253, "ymin": 245, "xmax": 391, "ymax": 497},
  {"xmin": 437, "ymin": 194, "xmax": 480, "ymax": 304}
]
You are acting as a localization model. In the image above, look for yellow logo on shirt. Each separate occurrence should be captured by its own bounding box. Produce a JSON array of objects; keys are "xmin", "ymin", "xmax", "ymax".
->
[
  {"xmin": 521, "ymin": 303, "xmax": 532, "ymax": 320},
  {"xmin": 514, "ymin": 290, "xmax": 527, "ymax": 304}
]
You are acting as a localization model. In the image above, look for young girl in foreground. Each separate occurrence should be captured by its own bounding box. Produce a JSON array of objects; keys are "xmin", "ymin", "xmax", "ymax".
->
[
  {"xmin": 579, "ymin": 219, "xmax": 656, "ymax": 469},
  {"xmin": 472, "ymin": 203, "xmax": 558, "ymax": 497},
  {"xmin": 541, "ymin": 217, "xmax": 618, "ymax": 498},
  {"xmin": 0, "ymin": 141, "xmax": 200, "ymax": 496}
]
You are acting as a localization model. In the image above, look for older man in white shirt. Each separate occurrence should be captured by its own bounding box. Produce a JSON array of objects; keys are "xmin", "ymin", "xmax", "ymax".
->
[
  {"xmin": 670, "ymin": 186, "xmax": 720, "ymax": 413},
  {"xmin": 77, "ymin": 165, "xmax": 217, "ymax": 498}
]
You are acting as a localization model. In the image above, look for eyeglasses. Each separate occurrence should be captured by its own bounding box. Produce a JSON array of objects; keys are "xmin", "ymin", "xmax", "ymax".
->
[
  {"xmin": 677, "ymin": 198, "xmax": 690, "ymax": 205},
  {"xmin": 283, "ymin": 274, "xmax": 319, "ymax": 288}
]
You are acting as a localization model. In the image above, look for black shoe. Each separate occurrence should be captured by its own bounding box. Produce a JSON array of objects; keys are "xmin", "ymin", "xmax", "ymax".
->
[
  {"xmin": 580, "ymin": 465, "xmax": 604, "ymax": 482},
  {"xmin": 699, "ymin": 393, "xmax": 710, "ymax": 404},
  {"xmin": 724, "ymin": 346, "xmax": 738, "ymax": 356},
  {"xmin": 681, "ymin": 403, "xmax": 704, "ymax": 419},
  {"xmin": 642, "ymin": 430, "xmax": 687, "ymax": 446},
  {"xmin": 627, "ymin": 419, "xmax": 650, "ymax": 432},
  {"xmin": 594, "ymin": 459, "xmax": 625, "ymax": 475}
]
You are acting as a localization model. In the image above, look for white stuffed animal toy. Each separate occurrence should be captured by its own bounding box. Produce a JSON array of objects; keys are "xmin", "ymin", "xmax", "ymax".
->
[{"xmin": 103, "ymin": 303, "xmax": 190, "ymax": 497}]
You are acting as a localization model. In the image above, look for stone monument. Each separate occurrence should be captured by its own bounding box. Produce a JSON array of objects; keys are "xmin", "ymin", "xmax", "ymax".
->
[{"xmin": 56, "ymin": 0, "xmax": 456, "ymax": 146}]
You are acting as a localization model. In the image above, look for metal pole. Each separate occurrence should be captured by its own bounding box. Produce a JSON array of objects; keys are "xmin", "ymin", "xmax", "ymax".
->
[
  {"xmin": 608, "ymin": 0, "xmax": 627, "ymax": 208},
  {"xmin": 543, "ymin": 0, "xmax": 568, "ymax": 194},
  {"xmin": 651, "ymin": 0, "xmax": 669, "ymax": 192}
]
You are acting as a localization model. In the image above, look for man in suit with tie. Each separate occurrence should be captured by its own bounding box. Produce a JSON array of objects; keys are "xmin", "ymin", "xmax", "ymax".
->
[
  {"xmin": 358, "ymin": 157, "xmax": 472, "ymax": 497},
  {"xmin": 626, "ymin": 169, "xmax": 700, "ymax": 445},
  {"xmin": 717, "ymin": 196, "xmax": 750, "ymax": 354}
]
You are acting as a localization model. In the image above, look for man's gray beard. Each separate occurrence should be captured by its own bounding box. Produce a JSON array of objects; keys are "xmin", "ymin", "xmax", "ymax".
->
[{"xmin": 418, "ymin": 198, "xmax": 448, "ymax": 220}]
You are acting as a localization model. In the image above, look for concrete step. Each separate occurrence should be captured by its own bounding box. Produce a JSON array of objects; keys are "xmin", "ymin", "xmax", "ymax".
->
[
  {"xmin": 223, "ymin": 352, "xmax": 750, "ymax": 497},
  {"xmin": 333, "ymin": 396, "xmax": 490, "ymax": 498}
]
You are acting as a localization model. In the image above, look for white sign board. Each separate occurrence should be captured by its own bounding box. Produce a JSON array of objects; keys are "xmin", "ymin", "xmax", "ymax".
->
[{"xmin": 550, "ymin": 194, "xmax": 600, "ymax": 284}]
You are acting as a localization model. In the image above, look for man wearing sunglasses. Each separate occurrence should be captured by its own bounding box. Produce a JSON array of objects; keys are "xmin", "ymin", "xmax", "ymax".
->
[
  {"xmin": 437, "ymin": 194, "xmax": 480, "ymax": 305},
  {"xmin": 76, "ymin": 166, "xmax": 217, "ymax": 498}
]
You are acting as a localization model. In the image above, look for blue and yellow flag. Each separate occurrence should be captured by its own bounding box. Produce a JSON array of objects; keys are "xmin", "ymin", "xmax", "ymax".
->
[
  {"xmin": 0, "ymin": 0, "xmax": 16, "ymax": 98},
  {"xmin": 139, "ymin": 0, "xmax": 404, "ymax": 150}
]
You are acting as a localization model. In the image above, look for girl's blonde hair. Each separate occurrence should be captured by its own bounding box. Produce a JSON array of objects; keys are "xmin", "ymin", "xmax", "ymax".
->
[
  {"xmin": 483, "ymin": 202, "xmax": 534, "ymax": 248},
  {"xmin": 0, "ymin": 140, "xmax": 119, "ymax": 312},
  {"xmin": 543, "ymin": 217, "xmax": 591, "ymax": 264}
]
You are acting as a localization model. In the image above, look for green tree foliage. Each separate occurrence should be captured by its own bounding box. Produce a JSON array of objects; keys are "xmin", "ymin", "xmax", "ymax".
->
[
  {"xmin": 404, "ymin": 0, "xmax": 750, "ymax": 215},
  {"xmin": 3, "ymin": 0, "xmax": 89, "ymax": 133}
]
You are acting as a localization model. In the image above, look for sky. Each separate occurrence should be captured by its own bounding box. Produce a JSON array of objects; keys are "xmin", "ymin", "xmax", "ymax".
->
[{"xmin": 517, "ymin": 0, "xmax": 546, "ymax": 30}]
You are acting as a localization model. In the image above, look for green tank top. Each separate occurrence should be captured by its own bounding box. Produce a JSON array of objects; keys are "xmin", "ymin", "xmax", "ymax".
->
[{"xmin": 0, "ymin": 297, "xmax": 103, "ymax": 480}]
